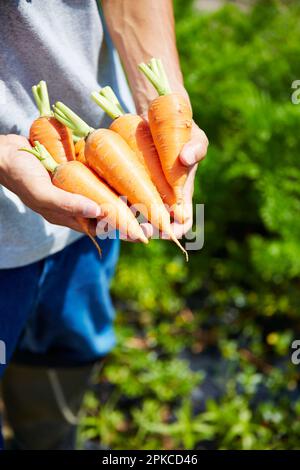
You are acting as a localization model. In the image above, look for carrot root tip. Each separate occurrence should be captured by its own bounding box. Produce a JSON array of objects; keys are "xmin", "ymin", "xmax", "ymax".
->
[
  {"xmin": 170, "ymin": 233, "xmax": 189, "ymax": 262},
  {"xmin": 87, "ymin": 233, "xmax": 102, "ymax": 258}
]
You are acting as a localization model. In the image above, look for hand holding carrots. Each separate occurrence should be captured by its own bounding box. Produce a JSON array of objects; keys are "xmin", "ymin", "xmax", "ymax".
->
[
  {"xmin": 171, "ymin": 121, "xmax": 209, "ymax": 239},
  {"xmin": 135, "ymin": 121, "xmax": 208, "ymax": 241},
  {"xmin": 52, "ymin": 102, "xmax": 187, "ymax": 258},
  {"xmin": 13, "ymin": 58, "xmax": 208, "ymax": 260},
  {"xmin": 136, "ymin": 58, "xmax": 208, "ymax": 239},
  {"xmin": 0, "ymin": 134, "xmax": 100, "ymax": 233}
]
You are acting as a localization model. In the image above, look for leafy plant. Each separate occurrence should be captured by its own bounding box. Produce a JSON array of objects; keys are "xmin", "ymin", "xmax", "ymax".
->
[{"xmin": 80, "ymin": 0, "xmax": 300, "ymax": 450}]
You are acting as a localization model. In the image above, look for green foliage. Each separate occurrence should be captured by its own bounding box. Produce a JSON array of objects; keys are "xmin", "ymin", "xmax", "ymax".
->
[
  {"xmin": 177, "ymin": 0, "xmax": 300, "ymax": 282},
  {"xmin": 80, "ymin": 0, "xmax": 300, "ymax": 449}
]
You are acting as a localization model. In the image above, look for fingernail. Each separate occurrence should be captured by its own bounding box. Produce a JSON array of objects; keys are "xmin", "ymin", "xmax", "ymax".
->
[
  {"xmin": 181, "ymin": 147, "xmax": 195, "ymax": 165},
  {"xmin": 83, "ymin": 204, "xmax": 101, "ymax": 218}
]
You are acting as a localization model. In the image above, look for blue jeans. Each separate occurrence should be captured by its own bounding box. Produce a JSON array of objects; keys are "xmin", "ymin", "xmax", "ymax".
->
[
  {"xmin": 0, "ymin": 236, "xmax": 119, "ymax": 448},
  {"xmin": 0, "ymin": 235, "xmax": 119, "ymax": 376}
]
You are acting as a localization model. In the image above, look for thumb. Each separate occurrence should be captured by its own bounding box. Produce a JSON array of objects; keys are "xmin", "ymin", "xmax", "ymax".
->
[
  {"xmin": 179, "ymin": 127, "xmax": 209, "ymax": 166},
  {"xmin": 180, "ymin": 143, "xmax": 198, "ymax": 166}
]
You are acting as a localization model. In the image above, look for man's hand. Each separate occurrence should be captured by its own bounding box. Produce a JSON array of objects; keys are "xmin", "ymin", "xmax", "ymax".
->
[
  {"xmin": 172, "ymin": 121, "xmax": 208, "ymax": 238},
  {"xmin": 0, "ymin": 135, "xmax": 101, "ymax": 233},
  {"xmin": 103, "ymin": 0, "xmax": 209, "ymax": 241},
  {"xmin": 140, "ymin": 121, "xmax": 208, "ymax": 240}
]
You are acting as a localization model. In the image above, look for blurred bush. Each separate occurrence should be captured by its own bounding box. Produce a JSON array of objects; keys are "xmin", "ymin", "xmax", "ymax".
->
[{"xmin": 80, "ymin": 0, "xmax": 300, "ymax": 450}]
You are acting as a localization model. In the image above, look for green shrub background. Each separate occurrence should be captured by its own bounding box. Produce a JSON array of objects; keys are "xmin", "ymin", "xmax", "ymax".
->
[{"xmin": 81, "ymin": 0, "xmax": 300, "ymax": 449}]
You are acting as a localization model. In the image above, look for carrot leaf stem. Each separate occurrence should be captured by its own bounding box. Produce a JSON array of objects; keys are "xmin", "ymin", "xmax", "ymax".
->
[
  {"xmin": 150, "ymin": 57, "xmax": 160, "ymax": 76},
  {"xmin": 20, "ymin": 141, "xmax": 58, "ymax": 173},
  {"xmin": 32, "ymin": 81, "xmax": 52, "ymax": 117},
  {"xmin": 72, "ymin": 133, "xmax": 82, "ymax": 143},
  {"xmin": 53, "ymin": 102, "xmax": 94, "ymax": 138},
  {"xmin": 91, "ymin": 93, "xmax": 120, "ymax": 120},
  {"xmin": 138, "ymin": 58, "xmax": 171, "ymax": 96},
  {"xmin": 91, "ymin": 87, "xmax": 125, "ymax": 120},
  {"xmin": 156, "ymin": 59, "xmax": 171, "ymax": 94},
  {"xmin": 101, "ymin": 87, "xmax": 124, "ymax": 114}
]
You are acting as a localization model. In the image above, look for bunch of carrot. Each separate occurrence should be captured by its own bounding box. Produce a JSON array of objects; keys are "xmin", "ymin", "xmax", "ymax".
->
[{"xmin": 25, "ymin": 58, "xmax": 193, "ymax": 260}]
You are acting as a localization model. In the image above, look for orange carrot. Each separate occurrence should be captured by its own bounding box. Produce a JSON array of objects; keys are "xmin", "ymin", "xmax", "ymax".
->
[
  {"xmin": 138, "ymin": 58, "xmax": 193, "ymax": 204},
  {"xmin": 91, "ymin": 87, "xmax": 186, "ymax": 224},
  {"xmin": 29, "ymin": 81, "xmax": 75, "ymax": 163},
  {"xmin": 22, "ymin": 142, "xmax": 148, "ymax": 253},
  {"xmin": 74, "ymin": 138, "xmax": 86, "ymax": 164},
  {"xmin": 53, "ymin": 102, "xmax": 188, "ymax": 260}
]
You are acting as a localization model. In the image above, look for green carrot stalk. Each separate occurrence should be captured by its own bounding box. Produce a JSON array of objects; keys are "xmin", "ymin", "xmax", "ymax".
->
[
  {"xmin": 32, "ymin": 81, "xmax": 53, "ymax": 117},
  {"xmin": 52, "ymin": 102, "xmax": 93, "ymax": 138},
  {"xmin": 138, "ymin": 58, "xmax": 172, "ymax": 96},
  {"xmin": 90, "ymin": 87, "xmax": 125, "ymax": 120}
]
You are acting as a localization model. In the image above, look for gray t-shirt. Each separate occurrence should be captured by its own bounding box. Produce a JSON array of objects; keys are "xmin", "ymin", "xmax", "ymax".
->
[{"xmin": 0, "ymin": 0, "xmax": 133, "ymax": 269}]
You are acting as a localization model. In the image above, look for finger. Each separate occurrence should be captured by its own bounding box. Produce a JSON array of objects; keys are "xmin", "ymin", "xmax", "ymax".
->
[
  {"xmin": 182, "ymin": 163, "xmax": 198, "ymax": 201},
  {"xmin": 180, "ymin": 127, "xmax": 209, "ymax": 166},
  {"xmin": 118, "ymin": 222, "xmax": 153, "ymax": 243},
  {"xmin": 140, "ymin": 222, "xmax": 154, "ymax": 239},
  {"xmin": 47, "ymin": 214, "xmax": 98, "ymax": 236},
  {"xmin": 42, "ymin": 187, "xmax": 101, "ymax": 219},
  {"xmin": 96, "ymin": 220, "xmax": 116, "ymax": 238},
  {"xmin": 173, "ymin": 199, "xmax": 193, "ymax": 225},
  {"xmin": 171, "ymin": 216, "xmax": 193, "ymax": 239}
]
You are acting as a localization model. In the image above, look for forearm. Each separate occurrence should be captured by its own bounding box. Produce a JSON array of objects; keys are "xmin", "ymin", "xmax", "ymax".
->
[{"xmin": 102, "ymin": 0, "xmax": 188, "ymax": 115}]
